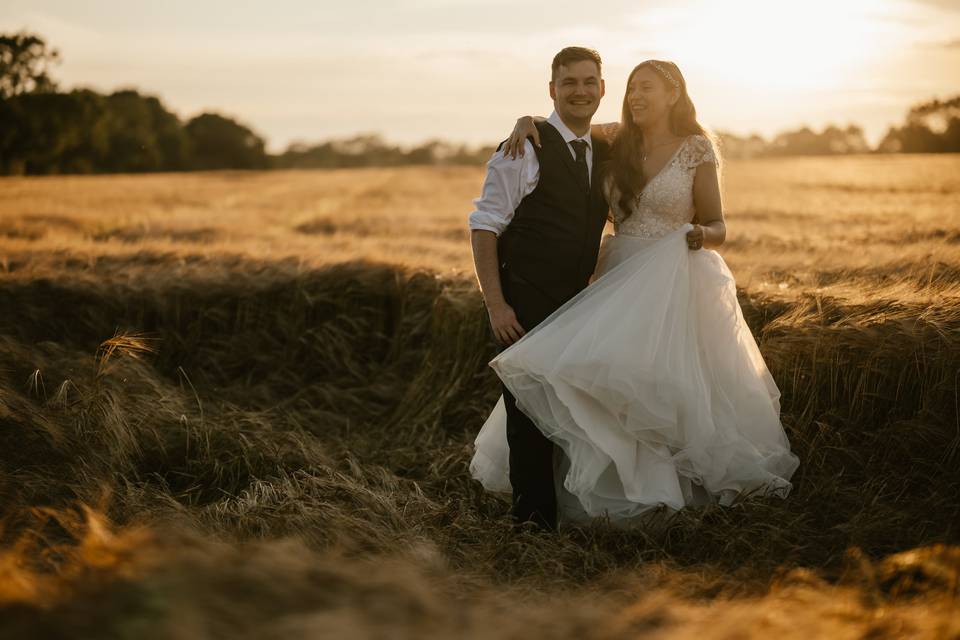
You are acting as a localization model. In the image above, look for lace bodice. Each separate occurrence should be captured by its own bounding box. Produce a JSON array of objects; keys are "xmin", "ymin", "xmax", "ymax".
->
[{"xmin": 604, "ymin": 134, "xmax": 718, "ymax": 239}]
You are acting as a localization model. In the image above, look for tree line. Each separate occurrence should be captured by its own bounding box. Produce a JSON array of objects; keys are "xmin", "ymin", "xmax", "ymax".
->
[
  {"xmin": 1, "ymin": 31, "xmax": 958, "ymax": 175},
  {"xmin": 0, "ymin": 33, "xmax": 271, "ymax": 175},
  {"xmin": 718, "ymin": 97, "xmax": 960, "ymax": 160},
  {"xmin": 274, "ymin": 135, "xmax": 496, "ymax": 170}
]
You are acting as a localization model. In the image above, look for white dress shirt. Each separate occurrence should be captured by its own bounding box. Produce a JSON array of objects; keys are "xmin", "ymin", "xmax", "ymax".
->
[{"xmin": 468, "ymin": 111, "xmax": 594, "ymax": 236}]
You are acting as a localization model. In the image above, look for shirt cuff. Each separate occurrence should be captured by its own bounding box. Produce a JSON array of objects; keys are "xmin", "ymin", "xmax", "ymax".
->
[{"xmin": 468, "ymin": 210, "xmax": 509, "ymax": 236}]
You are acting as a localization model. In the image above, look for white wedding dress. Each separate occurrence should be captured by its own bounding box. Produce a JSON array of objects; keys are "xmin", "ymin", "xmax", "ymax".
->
[{"xmin": 469, "ymin": 134, "xmax": 799, "ymax": 526}]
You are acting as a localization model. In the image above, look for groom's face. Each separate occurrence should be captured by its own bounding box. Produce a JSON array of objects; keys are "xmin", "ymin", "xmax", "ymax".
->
[{"xmin": 550, "ymin": 60, "xmax": 604, "ymax": 123}]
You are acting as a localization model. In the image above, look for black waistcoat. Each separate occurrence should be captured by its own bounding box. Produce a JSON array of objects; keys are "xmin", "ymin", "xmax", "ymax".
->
[{"xmin": 497, "ymin": 120, "xmax": 610, "ymax": 304}]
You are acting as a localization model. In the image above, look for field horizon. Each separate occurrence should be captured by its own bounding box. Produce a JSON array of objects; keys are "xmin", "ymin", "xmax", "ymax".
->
[{"xmin": 1, "ymin": 155, "xmax": 958, "ymax": 638}]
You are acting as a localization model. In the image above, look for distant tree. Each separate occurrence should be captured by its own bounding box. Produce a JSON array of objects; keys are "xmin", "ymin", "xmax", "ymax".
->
[
  {"xmin": 767, "ymin": 124, "xmax": 868, "ymax": 156},
  {"xmin": 0, "ymin": 31, "xmax": 60, "ymax": 99},
  {"xmin": 879, "ymin": 95, "xmax": 960, "ymax": 153},
  {"xmin": 0, "ymin": 87, "xmax": 189, "ymax": 175},
  {"xmin": 0, "ymin": 90, "xmax": 109, "ymax": 174},
  {"xmin": 58, "ymin": 90, "xmax": 112, "ymax": 173},
  {"xmin": 272, "ymin": 134, "xmax": 494, "ymax": 168},
  {"xmin": 715, "ymin": 131, "xmax": 769, "ymax": 160},
  {"xmin": 907, "ymin": 96, "xmax": 960, "ymax": 132},
  {"xmin": 329, "ymin": 134, "xmax": 406, "ymax": 166},
  {"xmin": 944, "ymin": 116, "xmax": 960, "ymax": 152},
  {"xmin": 101, "ymin": 89, "xmax": 189, "ymax": 172},
  {"xmin": 185, "ymin": 113, "xmax": 268, "ymax": 170},
  {"xmin": 405, "ymin": 140, "xmax": 440, "ymax": 164},
  {"xmin": 878, "ymin": 123, "xmax": 940, "ymax": 153},
  {"xmin": 447, "ymin": 143, "xmax": 497, "ymax": 165},
  {"xmin": 823, "ymin": 125, "xmax": 869, "ymax": 154}
]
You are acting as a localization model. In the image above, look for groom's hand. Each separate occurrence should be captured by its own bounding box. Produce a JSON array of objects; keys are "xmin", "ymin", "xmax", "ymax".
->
[
  {"xmin": 686, "ymin": 224, "xmax": 705, "ymax": 250},
  {"xmin": 487, "ymin": 302, "xmax": 526, "ymax": 345}
]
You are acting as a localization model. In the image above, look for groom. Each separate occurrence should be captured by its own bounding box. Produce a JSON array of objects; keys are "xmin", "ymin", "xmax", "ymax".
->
[{"xmin": 468, "ymin": 47, "xmax": 610, "ymax": 532}]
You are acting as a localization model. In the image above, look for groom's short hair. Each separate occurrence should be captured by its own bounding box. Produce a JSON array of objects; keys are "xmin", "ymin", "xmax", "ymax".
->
[{"xmin": 551, "ymin": 47, "xmax": 602, "ymax": 80}]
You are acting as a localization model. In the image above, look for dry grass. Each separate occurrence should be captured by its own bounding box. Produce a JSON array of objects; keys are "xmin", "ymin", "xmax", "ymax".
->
[{"xmin": 0, "ymin": 155, "xmax": 958, "ymax": 638}]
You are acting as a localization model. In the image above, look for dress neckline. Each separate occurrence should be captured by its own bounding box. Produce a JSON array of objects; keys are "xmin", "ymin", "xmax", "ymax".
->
[{"xmin": 638, "ymin": 135, "xmax": 689, "ymax": 198}]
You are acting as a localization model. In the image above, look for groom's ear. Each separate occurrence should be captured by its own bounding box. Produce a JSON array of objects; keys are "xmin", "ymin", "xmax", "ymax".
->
[
  {"xmin": 600, "ymin": 78, "xmax": 605, "ymax": 98},
  {"xmin": 549, "ymin": 81, "xmax": 557, "ymax": 100}
]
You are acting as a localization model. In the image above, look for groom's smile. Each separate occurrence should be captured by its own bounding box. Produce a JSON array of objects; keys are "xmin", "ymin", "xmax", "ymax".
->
[{"xmin": 550, "ymin": 58, "xmax": 604, "ymax": 132}]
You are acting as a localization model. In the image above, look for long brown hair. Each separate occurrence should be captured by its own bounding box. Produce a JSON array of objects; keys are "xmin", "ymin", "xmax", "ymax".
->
[{"xmin": 607, "ymin": 60, "xmax": 712, "ymax": 216}]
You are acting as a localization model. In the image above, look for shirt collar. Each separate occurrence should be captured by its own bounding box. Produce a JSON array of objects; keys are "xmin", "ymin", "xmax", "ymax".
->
[{"xmin": 547, "ymin": 111, "xmax": 592, "ymax": 150}]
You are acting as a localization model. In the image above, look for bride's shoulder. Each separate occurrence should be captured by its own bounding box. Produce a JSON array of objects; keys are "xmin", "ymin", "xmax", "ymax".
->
[{"xmin": 678, "ymin": 133, "xmax": 718, "ymax": 169}]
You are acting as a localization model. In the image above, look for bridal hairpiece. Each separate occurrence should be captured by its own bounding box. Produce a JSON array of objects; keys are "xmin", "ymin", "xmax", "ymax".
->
[{"xmin": 647, "ymin": 61, "xmax": 680, "ymax": 88}]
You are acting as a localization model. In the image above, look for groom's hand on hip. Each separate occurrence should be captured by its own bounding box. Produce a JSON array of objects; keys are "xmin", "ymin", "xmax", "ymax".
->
[{"xmin": 487, "ymin": 302, "xmax": 526, "ymax": 346}]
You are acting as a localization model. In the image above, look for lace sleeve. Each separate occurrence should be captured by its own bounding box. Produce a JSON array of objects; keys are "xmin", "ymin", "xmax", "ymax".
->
[{"xmin": 679, "ymin": 134, "xmax": 718, "ymax": 169}]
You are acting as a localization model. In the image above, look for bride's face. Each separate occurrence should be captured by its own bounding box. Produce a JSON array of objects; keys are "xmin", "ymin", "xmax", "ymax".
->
[{"xmin": 626, "ymin": 66, "xmax": 678, "ymax": 129}]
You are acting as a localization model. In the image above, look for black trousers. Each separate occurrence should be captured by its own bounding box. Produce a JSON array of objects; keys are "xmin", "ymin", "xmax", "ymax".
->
[{"xmin": 499, "ymin": 270, "xmax": 583, "ymax": 531}]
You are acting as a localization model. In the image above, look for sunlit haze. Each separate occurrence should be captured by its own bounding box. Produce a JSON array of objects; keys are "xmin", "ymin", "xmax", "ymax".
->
[{"xmin": 4, "ymin": 0, "xmax": 958, "ymax": 151}]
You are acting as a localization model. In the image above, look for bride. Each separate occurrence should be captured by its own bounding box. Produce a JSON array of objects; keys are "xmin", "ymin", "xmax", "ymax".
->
[{"xmin": 469, "ymin": 59, "xmax": 800, "ymax": 528}]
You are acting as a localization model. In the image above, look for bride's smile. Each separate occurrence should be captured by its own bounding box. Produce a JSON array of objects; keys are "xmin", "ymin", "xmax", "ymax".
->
[{"xmin": 626, "ymin": 66, "xmax": 678, "ymax": 127}]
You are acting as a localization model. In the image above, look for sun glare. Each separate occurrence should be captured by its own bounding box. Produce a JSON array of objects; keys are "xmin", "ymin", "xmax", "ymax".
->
[{"xmin": 658, "ymin": 0, "xmax": 892, "ymax": 90}]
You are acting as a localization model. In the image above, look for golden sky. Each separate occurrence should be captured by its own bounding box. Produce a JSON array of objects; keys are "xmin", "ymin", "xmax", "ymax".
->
[{"xmin": 4, "ymin": 0, "xmax": 959, "ymax": 150}]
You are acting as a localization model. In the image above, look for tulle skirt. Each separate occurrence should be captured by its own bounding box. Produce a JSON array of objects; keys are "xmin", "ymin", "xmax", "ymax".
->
[{"xmin": 469, "ymin": 223, "xmax": 799, "ymax": 526}]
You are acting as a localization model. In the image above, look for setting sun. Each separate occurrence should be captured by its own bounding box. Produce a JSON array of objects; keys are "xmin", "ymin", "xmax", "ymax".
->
[{"xmin": 658, "ymin": 0, "xmax": 891, "ymax": 88}]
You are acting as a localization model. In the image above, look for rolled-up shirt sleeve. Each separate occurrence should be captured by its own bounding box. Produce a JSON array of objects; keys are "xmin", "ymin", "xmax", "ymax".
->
[{"xmin": 468, "ymin": 140, "xmax": 539, "ymax": 236}]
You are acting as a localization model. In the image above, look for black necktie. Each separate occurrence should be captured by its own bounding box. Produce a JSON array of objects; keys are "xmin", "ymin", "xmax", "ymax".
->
[{"xmin": 570, "ymin": 139, "xmax": 590, "ymax": 191}]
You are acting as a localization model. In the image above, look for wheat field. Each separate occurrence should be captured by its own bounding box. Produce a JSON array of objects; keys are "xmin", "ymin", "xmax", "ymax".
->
[{"xmin": 1, "ymin": 155, "xmax": 959, "ymax": 638}]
